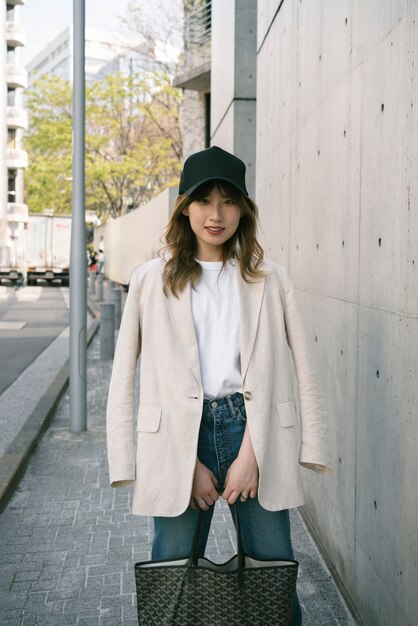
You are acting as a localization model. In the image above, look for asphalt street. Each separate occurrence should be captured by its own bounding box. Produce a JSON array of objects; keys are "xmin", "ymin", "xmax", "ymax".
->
[{"xmin": 0, "ymin": 285, "xmax": 69, "ymax": 395}]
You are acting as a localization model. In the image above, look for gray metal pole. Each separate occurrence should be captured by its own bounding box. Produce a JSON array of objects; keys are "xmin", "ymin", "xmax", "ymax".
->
[{"xmin": 70, "ymin": 0, "xmax": 87, "ymax": 432}]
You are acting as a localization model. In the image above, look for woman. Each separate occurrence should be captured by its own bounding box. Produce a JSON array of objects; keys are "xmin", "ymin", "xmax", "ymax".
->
[{"xmin": 106, "ymin": 146, "xmax": 332, "ymax": 625}]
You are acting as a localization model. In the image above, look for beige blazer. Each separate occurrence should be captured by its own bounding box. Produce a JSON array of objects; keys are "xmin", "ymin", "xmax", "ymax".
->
[{"xmin": 106, "ymin": 257, "xmax": 332, "ymax": 517}]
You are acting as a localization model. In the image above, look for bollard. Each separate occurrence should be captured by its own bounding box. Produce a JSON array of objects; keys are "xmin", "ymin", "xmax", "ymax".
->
[
  {"xmin": 110, "ymin": 287, "xmax": 122, "ymax": 330},
  {"xmin": 89, "ymin": 271, "xmax": 97, "ymax": 295},
  {"xmin": 107, "ymin": 280, "xmax": 115, "ymax": 300},
  {"xmin": 97, "ymin": 274, "xmax": 104, "ymax": 301},
  {"xmin": 100, "ymin": 302, "xmax": 115, "ymax": 359}
]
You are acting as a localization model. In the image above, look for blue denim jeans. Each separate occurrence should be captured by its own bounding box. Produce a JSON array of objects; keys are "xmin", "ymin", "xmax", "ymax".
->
[{"xmin": 151, "ymin": 392, "xmax": 302, "ymax": 625}]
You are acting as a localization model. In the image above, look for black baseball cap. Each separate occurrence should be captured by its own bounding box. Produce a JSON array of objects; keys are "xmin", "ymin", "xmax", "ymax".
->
[{"xmin": 179, "ymin": 146, "xmax": 248, "ymax": 196}]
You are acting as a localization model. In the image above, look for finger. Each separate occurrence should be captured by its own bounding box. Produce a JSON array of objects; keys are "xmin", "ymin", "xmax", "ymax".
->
[
  {"xmin": 190, "ymin": 498, "xmax": 197, "ymax": 510},
  {"xmin": 211, "ymin": 490, "xmax": 219, "ymax": 502},
  {"xmin": 249, "ymin": 488, "xmax": 257, "ymax": 499},
  {"xmin": 209, "ymin": 472, "xmax": 219, "ymax": 487},
  {"xmin": 195, "ymin": 497, "xmax": 209, "ymax": 511},
  {"xmin": 240, "ymin": 492, "xmax": 249, "ymax": 503},
  {"xmin": 227, "ymin": 491, "xmax": 239, "ymax": 505}
]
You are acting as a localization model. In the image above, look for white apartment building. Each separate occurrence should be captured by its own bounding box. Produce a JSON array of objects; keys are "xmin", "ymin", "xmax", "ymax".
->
[
  {"xmin": 0, "ymin": 0, "xmax": 28, "ymax": 277},
  {"xmin": 26, "ymin": 26, "xmax": 146, "ymax": 87}
]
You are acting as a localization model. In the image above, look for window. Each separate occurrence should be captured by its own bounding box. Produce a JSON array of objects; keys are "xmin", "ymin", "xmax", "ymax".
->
[
  {"xmin": 7, "ymin": 88, "xmax": 16, "ymax": 106},
  {"xmin": 7, "ymin": 46, "xmax": 15, "ymax": 63},
  {"xmin": 6, "ymin": 4, "xmax": 14, "ymax": 20},
  {"xmin": 8, "ymin": 129, "xmax": 17, "ymax": 149},
  {"xmin": 8, "ymin": 170, "xmax": 17, "ymax": 203}
]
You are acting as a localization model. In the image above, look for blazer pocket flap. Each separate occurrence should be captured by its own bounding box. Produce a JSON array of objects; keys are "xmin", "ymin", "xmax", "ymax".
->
[
  {"xmin": 276, "ymin": 400, "xmax": 296, "ymax": 427},
  {"xmin": 137, "ymin": 405, "xmax": 162, "ymax": 432}
]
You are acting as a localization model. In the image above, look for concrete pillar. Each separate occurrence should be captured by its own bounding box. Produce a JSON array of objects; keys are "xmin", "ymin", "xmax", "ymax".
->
[
  {"xmin": 211, "ymin": 0, "xmax": 257, "ymax": 197},
  {"xmin": 110, "ymin": 287, "xmax": 122, "ymax": 330},
  {"xmin": 97, "ymin": 274, "xmax": 104, "ymax": 301},
  {"xmin": 99, "ymin": 302, "xmax": 115, "ymax": 359}
]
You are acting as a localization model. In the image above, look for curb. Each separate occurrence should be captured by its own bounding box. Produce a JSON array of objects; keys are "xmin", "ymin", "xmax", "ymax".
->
[{"xmin": 0, "ymin": 313, "xmax": 100, "ymax": 514}]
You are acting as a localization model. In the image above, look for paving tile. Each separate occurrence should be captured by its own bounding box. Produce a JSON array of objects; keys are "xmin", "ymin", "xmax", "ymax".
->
[{"xmin": 0, "ymin": 330, "xmax": 357, "ymax": 624}]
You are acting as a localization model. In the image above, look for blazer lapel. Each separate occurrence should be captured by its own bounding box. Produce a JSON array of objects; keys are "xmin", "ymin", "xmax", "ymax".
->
[
  {"xmin": 235, "ymin": 262, "xmax": 266, "ymax": 383},
  {"xmin": 164, "ymin": 282, "xmax": 202, "ymax": 387}
]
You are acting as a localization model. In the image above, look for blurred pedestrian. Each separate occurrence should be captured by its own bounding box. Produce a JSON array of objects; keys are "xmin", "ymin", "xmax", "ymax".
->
[
  {"xmin": 106, "ymin": 146, "xmax": 333, "ymax": 625},
  {"xmin": 97, "ymin": 249, "xmax": 105, "ymax": 275}
]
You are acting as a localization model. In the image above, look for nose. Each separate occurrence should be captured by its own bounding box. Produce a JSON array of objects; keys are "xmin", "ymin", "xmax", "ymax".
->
[{"xmin": 208, "ymin": 201, "xmax": 223, "ymax": 222}]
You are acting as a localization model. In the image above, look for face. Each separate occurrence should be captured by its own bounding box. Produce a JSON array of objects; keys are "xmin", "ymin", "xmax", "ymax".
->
[{"xmin": 182, "ymin": 186, "xmax": 241, "ymax": 261}]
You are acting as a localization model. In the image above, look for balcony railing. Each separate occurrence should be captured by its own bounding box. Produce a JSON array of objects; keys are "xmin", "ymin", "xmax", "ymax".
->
[
  {"xmin": 6, "ymin": 64, "xmax": 28, "ymax": 88},
  {"xmin": 6, "ymin": 148, "xmax": 28, "ymax": 169},
  {"xmin": 5, "ymin": 20, "xmax": 27, "ymax": 47},
  {"xmin": 186, "ymin": 1, "xmax": 211, "ymax": 46},
  {"xmin": 7, "ymin": 203, "xmax": 29, "ymax": 222},
  {"xmin": 6, "ymin": 107, "xmax": 28, "ymax": 130}
]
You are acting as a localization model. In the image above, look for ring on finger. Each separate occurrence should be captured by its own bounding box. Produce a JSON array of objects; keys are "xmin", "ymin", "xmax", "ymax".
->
[
  {"xmin": 195, "ymin": 497, "xmax": 203, "ymax": 504},
  {"xmin": 240, "ymin": 493, "xmax": 249, "ymax": 501}
]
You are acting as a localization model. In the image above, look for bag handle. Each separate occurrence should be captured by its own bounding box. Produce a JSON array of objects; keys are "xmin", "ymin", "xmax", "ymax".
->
[{"xmin": 189, "ymin": 504, "xmax": 245, "ymax": 585}]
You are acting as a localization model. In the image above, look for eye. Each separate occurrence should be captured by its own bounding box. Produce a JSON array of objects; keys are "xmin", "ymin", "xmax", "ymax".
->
[
  {"xmin": 199, "ymin": 198, "xmax": 209, "ymax": 204},
  {"xmin": 224, "ymin": 199, "xmax": 236, "ymax": 205}
]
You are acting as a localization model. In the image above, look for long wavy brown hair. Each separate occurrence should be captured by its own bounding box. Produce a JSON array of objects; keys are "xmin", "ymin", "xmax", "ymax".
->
[{"xmin": 160, "ymin": 180, "xmax": 265, "ymax": 298}]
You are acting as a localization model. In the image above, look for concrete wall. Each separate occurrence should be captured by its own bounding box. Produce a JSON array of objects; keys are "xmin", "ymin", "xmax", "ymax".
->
[
  {"xmin": 97, "ymin": 187, "xmax": 177, "ymax": 286},
  {"xmin": 211, "ymin": 0, "xmax": 257, "ymax": 197},
  {"xmin": 255, "ymin": 1, "xmax": 418, "ymax": 624}
]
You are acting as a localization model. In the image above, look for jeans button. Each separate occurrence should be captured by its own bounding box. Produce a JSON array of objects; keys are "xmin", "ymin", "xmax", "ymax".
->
[{"xmin": 211, "ymin": 401, "xmax": 218, "ymax": 408}]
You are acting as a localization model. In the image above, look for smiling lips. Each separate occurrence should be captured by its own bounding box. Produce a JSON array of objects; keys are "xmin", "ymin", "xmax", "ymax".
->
[{"xmin": 205, "ymin": 227, "xmax": 225, "ymax": 235}]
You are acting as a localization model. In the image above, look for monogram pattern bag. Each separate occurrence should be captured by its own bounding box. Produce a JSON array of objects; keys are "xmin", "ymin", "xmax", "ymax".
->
[{"xmin": 135, "ymin": 507, "xmax": 299, "ymax": 625}]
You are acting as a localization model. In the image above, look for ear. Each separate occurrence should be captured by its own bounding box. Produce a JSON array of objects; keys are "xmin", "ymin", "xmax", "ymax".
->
[{"xmin": 181, "ymin": 207, "xmax": 189, "ymax": 216}]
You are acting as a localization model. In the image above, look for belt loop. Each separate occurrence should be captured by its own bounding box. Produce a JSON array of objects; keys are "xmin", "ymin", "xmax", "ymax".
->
[{"xmin": 226, "ymin": 394, "xmax": 235, "ymax": 416}]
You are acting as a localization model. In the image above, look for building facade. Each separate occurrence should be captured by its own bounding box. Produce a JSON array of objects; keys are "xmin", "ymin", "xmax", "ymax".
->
[
  {"xmin": 177, "ymin": 2, "xmax": 418, "ymax": 625},
  {"xmin": 0, "ymin": 0, "xmax": 28, "ymax": 278},
  {"xmin": 26, "ymin": 26, "xmax": 148, "ymax": 87}
]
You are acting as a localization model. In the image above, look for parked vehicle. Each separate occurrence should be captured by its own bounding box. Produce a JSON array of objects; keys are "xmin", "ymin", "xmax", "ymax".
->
[
  {"xmin": 26, "ymin": 215, "xmax": 71, "ymax": 286},
  {"xmin": 0, "ymin": 204, "xmax": 28, "ymax": 285}
]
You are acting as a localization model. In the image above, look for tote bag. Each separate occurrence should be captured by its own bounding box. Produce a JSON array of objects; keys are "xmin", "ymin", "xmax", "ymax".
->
[{"xmin": 135, "ymin": 506, "xmax": 299, "ymax": 626}]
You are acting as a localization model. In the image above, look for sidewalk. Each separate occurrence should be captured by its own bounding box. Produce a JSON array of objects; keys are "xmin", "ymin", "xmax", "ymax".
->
[{"xmin": 0, "ymin": 287, "xmax": 358, "ymax": 625}]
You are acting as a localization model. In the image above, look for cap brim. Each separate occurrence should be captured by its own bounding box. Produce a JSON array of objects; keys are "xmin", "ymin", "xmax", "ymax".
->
[{"xmin": 181, "ymin": 176, "xmax": 248, "ymax": 197}]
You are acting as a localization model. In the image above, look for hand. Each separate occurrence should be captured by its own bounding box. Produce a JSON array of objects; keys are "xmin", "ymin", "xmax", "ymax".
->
[
  {"xmin": 222, "ymin": 424, "xmax": 259, "ymax": 505},
  {"xmin": 222, "ymin": 454, "xmax": 259, "ymax": 504},
  {"xmin": 189, "ymin": 458, "xmax": 219, "ymax": 511}
]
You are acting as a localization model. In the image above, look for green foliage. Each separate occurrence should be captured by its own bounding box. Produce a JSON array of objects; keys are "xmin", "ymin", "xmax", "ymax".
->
[{"xmin": 24, "ymin": 70, "xmax": 183, "ymax": 221}]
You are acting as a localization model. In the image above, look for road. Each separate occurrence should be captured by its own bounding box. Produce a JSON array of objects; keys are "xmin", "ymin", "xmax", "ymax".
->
[{"xmin": 0, "ymin": 285, "xmax": 69, "ymax": 396}]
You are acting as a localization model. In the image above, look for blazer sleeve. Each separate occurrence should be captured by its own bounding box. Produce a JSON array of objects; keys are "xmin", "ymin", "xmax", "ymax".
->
[
  {"xmin": 281, "ymin": 266, "xmax": 333, "ymax": 474},
  {"xmin": 106, "ymin": 268, "xmax": 141, "ymax": 488}
]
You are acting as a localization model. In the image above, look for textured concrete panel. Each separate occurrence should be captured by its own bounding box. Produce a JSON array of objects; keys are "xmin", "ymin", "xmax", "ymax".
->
[
  {"xmin": 289, "ymin": 76, "xmax": 361, "ymax": 301},
  {"xmin": 234, "ymin": 1, "xmax": 257, "ymax": 99},
  {"xmin": 351, "ymin": 0, "xmax": 410, "ymax": 69},
  {"xmin": 234, "ymin": 100, "xmax": 257, "ymax": 197},
  {"xmin": 297, "ymin": 291, "xmax": 357, "ymax": 588},
  {"xmin": 354, "ymin": 306, "xmax": 410, "ymax": 626},
  {"xmin": 358, "ymin": 15, "xmax": 414, "ymax": 313},
  {"xmin": 211, "ymin": 0, "xmax": 235, "ymax": 133},
  {"xmin": 298, "ymin": 0, "xmax": 352, "ymax": 113},
  {"xmin": 257, "ymin": 0, "xmax": 282, "ymax": 50},
  {"xmin": 255, "ymin": 1, "xmax": 418, "ymax": 624},
  {"xmin": 210, "ymin": 104, "xmax": 235, "ymax": 152}
]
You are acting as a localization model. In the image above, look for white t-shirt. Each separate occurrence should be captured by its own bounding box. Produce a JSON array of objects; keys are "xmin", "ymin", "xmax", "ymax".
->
[{"xmin": 191, "ymin": 258, "xmax": 242, "ymax": 399}]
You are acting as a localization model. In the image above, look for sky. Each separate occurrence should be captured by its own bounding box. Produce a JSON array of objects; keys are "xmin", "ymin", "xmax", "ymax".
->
[{"xmin": 22, "ymin": 0, "xmax": 157, "ymax": 65}]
